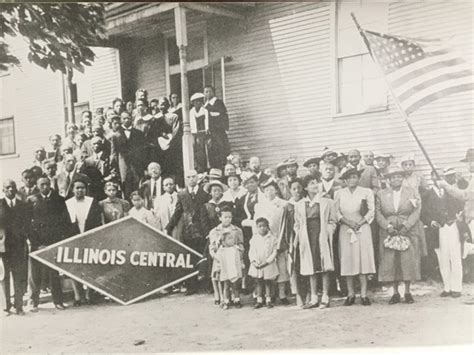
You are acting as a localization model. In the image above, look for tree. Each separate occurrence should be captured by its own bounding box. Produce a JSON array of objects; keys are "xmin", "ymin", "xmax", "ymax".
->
[
  {"xmin": 0, "ymin": 3, "xmax": 107, "ymax": 122},
  {"xmin": 0, "ymin": 3, "xmax": 106, "ymax": 74}
]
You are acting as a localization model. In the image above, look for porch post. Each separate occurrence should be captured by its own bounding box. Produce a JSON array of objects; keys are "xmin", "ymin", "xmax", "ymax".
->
[{"xmin": 174, "ymin": 5, "xmax": 194, "ymax": 175}]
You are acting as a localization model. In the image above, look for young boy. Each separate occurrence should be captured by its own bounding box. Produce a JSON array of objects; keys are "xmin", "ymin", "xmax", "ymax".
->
[
  {"xmin": 18, "ymin": 169, "xmax": 39, "ymax": 201},
  {"xmin": 129, "ymin": 191, "xmax": 158, "ymax": 228},
  {"xmin": 208, "ymin": 206, "xmax": 244, "ymax": 309}
]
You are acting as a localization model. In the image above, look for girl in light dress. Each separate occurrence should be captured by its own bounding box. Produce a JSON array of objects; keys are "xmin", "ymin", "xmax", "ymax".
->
[
  {"xmin": 221, "ymin": 174, "xmax": 246, "ymax": 203},
  {"xmin": 209, "ymin": 206, "xmax": 245, "ymax": 310},
  {"xmin": 129, "ymin": 191, "xmax": 158, "ymax": 228},
  {"xmin": 248, "ymin": 217, "xmax": 279, "ymax": 309}
]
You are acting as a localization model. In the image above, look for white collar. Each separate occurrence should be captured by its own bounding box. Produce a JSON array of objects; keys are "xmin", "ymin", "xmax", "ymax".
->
[
  {"xmin": 188, "ymin": 185, "xmax": 198, "ymax": 194},
  {"xmin": 41, "ymin": 191, "xmax": 52, "ymax": 199},
  {"xmin": 206, "ymin": 97, "xmax": 217, "ymax": 105},
  {"xmin": 5, "ymin": 197, "xmax": 15, "ymax": 206}
]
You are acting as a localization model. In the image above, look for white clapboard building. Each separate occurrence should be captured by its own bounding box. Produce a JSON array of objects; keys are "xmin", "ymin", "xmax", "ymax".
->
[{"xmin": 1, "ymin": 1, "xmax": 472, "ymax": 182}]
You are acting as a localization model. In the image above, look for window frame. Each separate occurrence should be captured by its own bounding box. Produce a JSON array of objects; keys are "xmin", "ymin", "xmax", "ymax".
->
[
  {"xmin": 0, "ymin": 116, "xmax": 17, "ymax": 157},
  {"xmin": 331, "ymin": 0, "xmax": 389, "ymax": 118}
]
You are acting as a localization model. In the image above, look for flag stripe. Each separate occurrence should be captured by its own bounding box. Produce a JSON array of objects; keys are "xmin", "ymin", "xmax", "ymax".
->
[
  {"xmin": 396, "ymin": 69, "xmax": 473, "ymax": 101},
  {"xmin": 387, "ymin": 54, "xmax": 463, "ymax": 83},
  {"xmin": 404, "ymin": 83, "xmax": 474, "ymax": 115},
  {"xmin": 390, "ymin": 59, "xmax": 468, "ymax": 89},
  {"xmin": 401, "ymin": 76, "xmax": 474, "ymax": 110}
]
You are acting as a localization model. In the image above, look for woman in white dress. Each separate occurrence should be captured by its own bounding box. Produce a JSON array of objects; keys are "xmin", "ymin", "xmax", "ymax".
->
[{"xmin": 335, "ymin": 168, "xmax": 375, "ymax": 306}]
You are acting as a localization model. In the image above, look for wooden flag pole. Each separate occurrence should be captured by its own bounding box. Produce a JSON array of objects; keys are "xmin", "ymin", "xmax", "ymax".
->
[{"xmin": 350, "ymin": 13, "xmax": 441, "ymax": 179}]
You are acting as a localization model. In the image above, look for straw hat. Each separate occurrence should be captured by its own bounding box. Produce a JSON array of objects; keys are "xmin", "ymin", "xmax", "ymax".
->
[
  {"xmin": 204, "ymin": 180, "xmax": 228, "ymax": 193},
  {"xmin": 339, "ymin": 167, "xmax": 364, "ymax": 180},
  {"xmin": 190, "ymin": 92, "xmax": 205, "ymax": 102},
  {"xmin": 303, "ymin": 157, "xmax": 321, "ymax": 168}
]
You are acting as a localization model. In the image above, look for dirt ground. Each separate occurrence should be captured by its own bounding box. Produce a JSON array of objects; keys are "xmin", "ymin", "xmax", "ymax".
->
[{"xmin": 1, "ymin": 282, "xmax": 473, "ymax": 353}]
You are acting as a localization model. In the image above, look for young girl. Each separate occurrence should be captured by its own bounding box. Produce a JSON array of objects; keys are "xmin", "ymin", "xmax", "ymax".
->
[
  {"xmin": 129, "ymin": 191, "xmax": 158, "ymax": 228},
  {"xmin": 221, "ymin": 174, "xmax": 246, "ymax": 203},
  {"xmin": 99, "ymin": 182, "xmax": 130, "ymax": 224},
  {"xmin": 254, "ymin": 178, "xmax": 291, "ymax": 305},
  {"xmin": 248, "ymin": 217, "xmax": 279, "ymax": 308},
  {"xmin": 209, "ymin": 206, "xmax": 244, "ymax": 310}
]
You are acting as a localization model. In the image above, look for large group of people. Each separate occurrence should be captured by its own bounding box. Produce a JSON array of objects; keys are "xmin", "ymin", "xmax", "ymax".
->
[{"xmin": 1, "ymin": 86, "xmax": 473, "ymax": 316}]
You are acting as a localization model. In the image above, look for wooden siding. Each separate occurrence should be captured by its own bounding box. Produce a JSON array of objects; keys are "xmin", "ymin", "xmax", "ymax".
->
[
  {"xmin": 207, "ymin": 1, "xmax": 473, "ymax": 176},
  {"xmin": 0, "ymin": 41, "xmax": 65, "ymax": 182}
]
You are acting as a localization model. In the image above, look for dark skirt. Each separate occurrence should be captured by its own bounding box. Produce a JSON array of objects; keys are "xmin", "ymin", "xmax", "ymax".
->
[{"xmin": 306, "ymin": 217, "xmax": 322, "ymax": 273}]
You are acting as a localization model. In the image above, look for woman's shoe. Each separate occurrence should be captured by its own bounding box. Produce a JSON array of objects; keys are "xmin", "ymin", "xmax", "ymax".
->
[
  {"xmin": 389, "ymin": 293, "xmax": 401, "ymax": 305},
  {"xmin": 302, "ymin": 302, "xmax": 319, "ymax": 310},
  {"xmin": 254, "ymin": 302, "xmax": 263, "ymax": 309},
  {"xmin": 361, "ymin": 297, "xmax": 371, "ymax": 306},
  {"xmin": 440, "ymin": 291, "xmax": 451, "ymax": 297},
  {"xmin": 344, "ymin": 296, "xmax": 356, "ymax": 306},
  {"xmin": 404, "ymin": 293, "xmax": 415, "ymax": 304},
  {"xmin": 73, "ymin": 300, "xmax": 82, "ymax": 307},
  {"xmin": 214, "ymin": 300, "xmax": 220, "ymax": 306}
]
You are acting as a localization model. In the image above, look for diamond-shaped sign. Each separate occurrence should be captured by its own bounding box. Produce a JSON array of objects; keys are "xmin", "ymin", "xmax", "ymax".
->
[{"xmin": 30, "ymin": 216, "xmax": 203, "ymax": 305}]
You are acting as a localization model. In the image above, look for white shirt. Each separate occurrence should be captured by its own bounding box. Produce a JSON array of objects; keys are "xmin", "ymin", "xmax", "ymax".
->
[
  {"xmin": 393, "ymin": 189, "xmax": 402, "ymax": 212},
  {"xmin": 93, "ymin": 151, "xmax": 103, "ymax": 161},
  {"xmin": 5, "ymin": 197, "xmax": 15, "ymax": 208},
  {"xmin": 122, "ymin": 126, "xmax": 131, "ymax": 139},
  {"xmin": 188, "ymin": 185, "xmax": 199, "ymax": 195},
  {"xmin": 66, "ymin": 196, "xmax": 93, "ymax": 234},
  {"xmin": 189, "ymin": 106, "xmax": 209, "ymax": 134},
  {"xmin": 321, "ymin": 178, "xmax": 335, "ymax": 193}
]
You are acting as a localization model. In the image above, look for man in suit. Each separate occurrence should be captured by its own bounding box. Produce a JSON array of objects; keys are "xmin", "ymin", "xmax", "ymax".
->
[
  {"xmin": 110, "ymin": 112, "xmax": 146, "ymax": 199},
  {"xmin": 27, "ymin": 176, "xmax": 70, "ymax": 311},
  {"xmin": 248, "ymin": 156, "xmax": 270, "ymax": 186},
  {"xmin": 166, "ymin": 169, "xmax": 210, "ymax": 295},
  {"xmin": 1, "ymin": 180, "xmax": 29, "ymax": 315},
  {"xmin": 81, "ymin": 124, "xmax": 111, "ymax": 158},
  {"xmin": 44, "ymin": 160, "xmax": 59, "ymax": 191},
  {"xmin": 57, "ymin": 154, "xmax": 90, "ymax": 200},
  {"xmin": 342, "ymin": 149, "xmax": 379, "ymax": 191},
  {"xmin": 80, "ymin": 136, "xmax": 116, "ymax": 201},
  {"xmin": 139, "ymin": 162, "xmax": 164, "ymax": 210},
  {"xmin": 17, "ymin": 168, "xmax": 39, "ymax": 201}
]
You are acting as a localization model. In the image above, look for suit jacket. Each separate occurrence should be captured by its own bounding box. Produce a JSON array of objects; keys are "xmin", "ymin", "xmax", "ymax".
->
[
  {"xmin": 80, "ymin": 153, "xmax": 114, "ymax": 200},
  {"xmin": 0, "ymin": 198, "xmax": 29, "ymax": 258},
  {"xmin": 66, "ymin": 197, "xmax": 102, "ymax": 235},
  {"xmin": 110, "ymin": 128, "xmax": 146, "ymax": 184},
  {"xmin": 166, "ymin": 187, "xmax": 210, "ymax": 241},
  {"xmin": 57, "ymin": 170, "xmax": 91, "ymax": 200},
  {"xmin": 139, "ymin": 177, "xmax": 165, "ymax": 210},
  {"xmin": 204, "ymin": 97, "xmax": 229, "ymax": 132},
  {"xmin": 234, "ymin": 190, "xmax": 266, "ymax": 231},
  {"xmin": 359, "ymin": 165, "xmax": 380, "ymax": 190},
  {"xmin": 27, "ymin": 191, "xmax": 71, "ymax": 249},
  {"xmin": 81, "ymin": 137, "xmax": 111, "ymax": 158}
]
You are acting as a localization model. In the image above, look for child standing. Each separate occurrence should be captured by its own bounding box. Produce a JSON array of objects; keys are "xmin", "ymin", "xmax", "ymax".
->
[
  {"xmin": 209, "ymin": 206, "xmax": 244, "ymax": 310},
  {"xmin": 248, "ymin": 217, "xmax": 279, "ymax": 308},
  {"xmin": 129, "ymin": 191, "xmax": 158, "ymax": 228}
]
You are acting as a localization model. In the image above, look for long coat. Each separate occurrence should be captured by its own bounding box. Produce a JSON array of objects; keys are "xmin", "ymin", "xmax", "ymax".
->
[
  {"xmin": 27, "ymin": 191, "xmax": 71, "ymax": 249},
  {"xmin": 375, "ymin": 186, "xmax": 422, "ymax": 282},
  {"xmin": 293, "ymin": 197, "xmax": 337, "ymax": 275}
]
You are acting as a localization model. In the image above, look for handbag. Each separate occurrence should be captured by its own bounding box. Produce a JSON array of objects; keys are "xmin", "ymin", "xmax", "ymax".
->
[
  {"xmin": 360, "ymin": 198, "xmax": 369, "ymax": 217},
  {"xmin": 383, "ymin": 234, "xmax": 410, "ymax": 251}
]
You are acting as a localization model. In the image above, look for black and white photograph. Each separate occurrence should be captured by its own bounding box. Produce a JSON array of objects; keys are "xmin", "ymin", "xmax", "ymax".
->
[{"xmin": 0, "ymin": 0, "xmax": 473, "ymax": 353}]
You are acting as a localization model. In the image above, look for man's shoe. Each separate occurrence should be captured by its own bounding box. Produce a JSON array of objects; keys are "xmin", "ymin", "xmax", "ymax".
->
[
  {"xmin": 30, "ymin": 305, "xmax": 39, "ymax": 313},
  {"xmin": 389, "ymin": 293, "xmax": 401, "ymax": 305},
  {"xmin": 16, "ymin": 309, "xmax": 25, "ymax": 316},
  {"xmin": 302, "ymin": 302, "xmax": 319, "ymax": 310},
  {"xmin": 361, "ymin": 297, "xmax": 371, "ymax": 306},
  {"xmin": 254, "ymin": 302, "xmax": 263, "ymax": 309},
  {"xmin": 451, "ymin": 292, "xmax": 461, "ymax": 298},
  {"xmin": 279, "ymin": 298, "xmax": 290, "ymax": 306},
  {"xmin": 54, "ymin": 303, "xmax": 66, "ymax": 310},
  {"xmin": 344, "ymin": 296, "xmax": 356, "ymax": 306},
  {"xmin": 185, "ymin": 289, "xmax": 196, "ymax": 296},
  {"xmin": 404, "ymin": 293, "xmax": 415, "ymax": 304},
  {"xmin": 440, "ymin": 291, "xmax": 451, "ymax": 297}
]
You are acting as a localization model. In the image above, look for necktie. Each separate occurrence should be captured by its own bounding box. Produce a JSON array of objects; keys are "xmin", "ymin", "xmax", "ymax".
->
[
  {"xmin": 9, "ymin": 200, "xmax": 13, "ymax": 208},
  {"xmin": 151, "ymin": 181, "xmax": 157, "ymax": 198}
]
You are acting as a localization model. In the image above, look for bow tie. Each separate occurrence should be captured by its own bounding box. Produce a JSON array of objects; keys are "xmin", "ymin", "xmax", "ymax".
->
[{"xmin": 124, "ymin": 127, "xmax": 131, "ymax": 132}]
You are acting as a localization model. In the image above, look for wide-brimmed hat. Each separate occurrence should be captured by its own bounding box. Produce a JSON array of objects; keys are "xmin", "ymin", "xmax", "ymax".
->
[
  {"xmin": 190, "ymin": 92, "xmax": 205, "ymax": 102},
  {"xmin": 285, "ymin": 157, "xmax": 298, "ymax": 168},
  {"xmin": 400, "ymin": 153, "xmax": 416, "ymax": 165},
  {"xmin": 204, "ymin": 180, "xmax": 228, "ymax": 193},
  {"xmin": 321, "ymin": 147, "xmax": 337, "ymax": 160},
  {"xmin": 443, "ymin": 167, "xmax": 456, "ymax": 176},
  {"xmin": 276, "ymin": 161, "xmax": 288, "ymax": 175},
  {"xmin": 240, "ymin": 171, "xmax": 258, "ymax": 185},
  {"xmin": 385, "ymin": 166, "xmax": 406, "ymax": 178},
  {"xmin": 333, "ymin": 153, "xmax": 347, "ymax": 166},
  {"xmin": 340, "ymin": 167, "xmax": 364, "ymax": 180},
  {"xmin": 460, "ymin": 148, "xmax": 474, "ymax": 162},
  {"xmin": 303, "ymin": 156, "xmax": 321, "ymax": 168},
  {"xmin": 374, "ymin": 153, "xmax": 393, "ymax": 160},
  {"xmin": 207, "ymin": 168, "xmax": 223, "ymax": 180},
  {"xmin": 260, "ymin": 177, "xmax": 280, "ymax": 190}
]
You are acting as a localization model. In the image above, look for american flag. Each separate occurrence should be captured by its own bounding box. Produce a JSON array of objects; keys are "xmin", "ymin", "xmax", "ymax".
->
[{"xmin": 358, "ymin": 29, "xmax": 474, "ymax": 115}]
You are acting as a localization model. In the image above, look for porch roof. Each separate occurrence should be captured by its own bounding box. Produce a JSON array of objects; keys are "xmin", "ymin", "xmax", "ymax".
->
[{"xmin": 106, "ymin": 2, "xmax": 255, "ymax": 38}]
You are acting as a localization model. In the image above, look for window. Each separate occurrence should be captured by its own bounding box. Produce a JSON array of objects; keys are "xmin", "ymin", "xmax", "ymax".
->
[
  {"xmin": 335, "ymin": 0, "xmax": 388, "ymax": 115},
  {"xmin": 0, "ymin": 117, "xmax": 15, "ymax": 155},
  {"xmin": 0, "ymin": 73, "xmax": 16, "ymax": 155}
]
